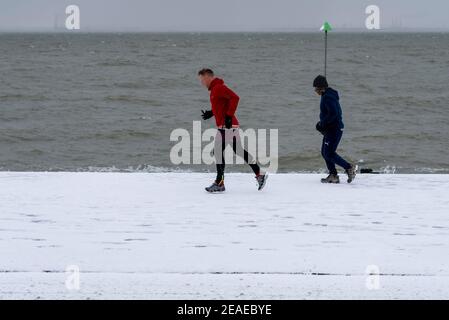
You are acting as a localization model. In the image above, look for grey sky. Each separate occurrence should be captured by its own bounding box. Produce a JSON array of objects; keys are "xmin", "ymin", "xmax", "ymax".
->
[{"xmin": 0, "ymin": 0, "xmax": 446, "ymax": 32}]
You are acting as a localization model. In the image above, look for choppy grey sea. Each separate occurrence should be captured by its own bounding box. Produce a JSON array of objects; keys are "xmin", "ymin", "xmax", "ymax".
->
[{"xmin": 0, "ymin": 32, "xmax": 448, "ymax": 173}]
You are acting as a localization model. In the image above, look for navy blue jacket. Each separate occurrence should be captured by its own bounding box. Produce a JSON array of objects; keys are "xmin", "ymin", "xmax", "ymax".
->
[{"xmin": 319, "ymin": 87, "xmax": 344, "ymax": 130}]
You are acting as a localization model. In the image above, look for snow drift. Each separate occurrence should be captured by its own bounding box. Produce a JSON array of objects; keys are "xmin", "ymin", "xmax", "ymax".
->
[{"xmin": 1, "ymin": 172, "xmax": 448, "ymax": 299}]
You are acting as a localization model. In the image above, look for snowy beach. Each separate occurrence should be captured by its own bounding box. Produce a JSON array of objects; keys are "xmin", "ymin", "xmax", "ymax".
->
[{"xmin": 1, "ymin": 172, "xmax": 449, "ymax": 299}]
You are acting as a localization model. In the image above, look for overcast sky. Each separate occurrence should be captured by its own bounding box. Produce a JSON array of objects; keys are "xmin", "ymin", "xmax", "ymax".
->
[{"xmin": 0, "ymin": 0, "xmax": 447, "ymax": 32}]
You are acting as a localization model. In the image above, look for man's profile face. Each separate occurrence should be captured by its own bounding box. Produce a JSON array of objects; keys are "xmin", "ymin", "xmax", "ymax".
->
[
  {"xmin": 199, "ymin": 74, "xmax": 213, "ymax": 88},
  {"xmin": 314, "ymin": 87, "xmax": 324, "ymax": 96}
]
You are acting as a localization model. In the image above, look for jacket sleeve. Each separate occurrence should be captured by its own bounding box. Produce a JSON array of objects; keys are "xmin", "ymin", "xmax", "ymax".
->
[
  {"xmin": 216, "ymin": 85, "xmax": 240, "ymax": 117},
  {"xmin": 320, "ymin": 97, "xmax": 338, "ymax": 127}
]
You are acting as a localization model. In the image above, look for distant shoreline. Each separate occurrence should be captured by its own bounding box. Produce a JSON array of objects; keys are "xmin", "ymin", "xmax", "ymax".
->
[{"xmin": 1, "ymin": 29, "xmax": 449, "ymax": 34}]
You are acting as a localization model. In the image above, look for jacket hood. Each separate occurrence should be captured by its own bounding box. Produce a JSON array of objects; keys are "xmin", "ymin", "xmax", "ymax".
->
[
  {"xmin": 324, "ymin": 87, "xmax": 339, "ymax": 101},
  {"xmin": 208, "ymin": 78, "xmax": 224, "ymax": 91}
]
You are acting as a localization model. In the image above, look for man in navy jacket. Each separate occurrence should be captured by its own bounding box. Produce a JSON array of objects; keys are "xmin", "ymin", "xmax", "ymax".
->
[{"xmin": 313, "ymin": 75, "xmax": 356, "ymax": 184}]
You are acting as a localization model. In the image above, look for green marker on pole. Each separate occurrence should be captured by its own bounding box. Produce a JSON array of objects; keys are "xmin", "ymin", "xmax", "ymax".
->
[{"xmin": 320, "ymin": 21, "xmax": 332, "ymax": 77}]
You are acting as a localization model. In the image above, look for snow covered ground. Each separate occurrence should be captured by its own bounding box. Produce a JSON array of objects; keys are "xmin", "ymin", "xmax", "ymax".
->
[{"xmin": 1, "ymin": 172, "xmax": 449, "ymax": 299}]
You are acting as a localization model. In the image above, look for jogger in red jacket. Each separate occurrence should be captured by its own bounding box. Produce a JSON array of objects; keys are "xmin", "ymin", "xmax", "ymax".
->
[
  {"xmin": 207, "ymin": 77, "xmax": 240, "ymax": 129},
  {"xmin": 198, "ymin": 68, "xmax": 268, "ymax": 193}
]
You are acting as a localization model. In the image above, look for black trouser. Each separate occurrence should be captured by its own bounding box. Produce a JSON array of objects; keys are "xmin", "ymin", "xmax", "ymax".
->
[
  {"xmin": 214, "ymin": 129, "xmax": 260, "ymax": 183},
  {"xmin": 321, "ymin": 128, "xmax": 351, "ymax": 175}
]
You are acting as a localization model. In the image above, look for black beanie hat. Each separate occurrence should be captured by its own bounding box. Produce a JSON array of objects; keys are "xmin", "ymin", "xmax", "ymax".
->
[{"xmin": 313, "ymin": 75, "xmax": 328, "ymax": 88}]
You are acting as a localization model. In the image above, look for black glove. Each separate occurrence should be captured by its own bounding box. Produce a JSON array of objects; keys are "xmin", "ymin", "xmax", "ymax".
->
[
  {"xmin": 201, "ymin": 110, "xmax": 213, "ymax": 120},
  {"xmin": 224, "ymin": 115, "xmax": 233, "ymax": 129},
  {"xmin": 316, "ymin": 121, "xmax": 325, "ymax": 135}
]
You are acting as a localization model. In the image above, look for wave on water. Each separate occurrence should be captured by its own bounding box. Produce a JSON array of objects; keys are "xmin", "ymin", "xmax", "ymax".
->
[
  {"xmin": 1, "ymin": 165, "xmax": 442, "ymax": 174},
  {"xmin": 81, "ymin": 165, "xmax": 193, "ymax": 173},
  {"xmin": 1, "ymin": 33, "xmax": 448, "ymax": 174},
  {"xmin": 104, "ymin": 95, "xmax": 163, "ymax": 106},
  {"xmin": 61, "ymin": 129, "xmax": 156, "ymax": 141},
  {"xmin": 97, "ymin": 59, "xmax": 140, "ymax": 67},
  {"xmin": 0, "ymin": 94, "xmax": 49, "ymax": 101}
]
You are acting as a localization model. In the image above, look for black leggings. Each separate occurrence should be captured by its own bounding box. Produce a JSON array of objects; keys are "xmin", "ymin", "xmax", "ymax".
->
[{"xmin": 215, "ymin": 129, "xmax": 260, "ymax": 182}]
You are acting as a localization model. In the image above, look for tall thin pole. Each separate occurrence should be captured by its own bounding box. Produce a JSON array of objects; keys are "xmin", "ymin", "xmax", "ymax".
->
[
  {"xmin": 324, "ymin": 30, "xmax": 328, "ymax": 77},
  {"xmin": 321, "ymin": 21, "xmax": 332, "ymax": 78}
]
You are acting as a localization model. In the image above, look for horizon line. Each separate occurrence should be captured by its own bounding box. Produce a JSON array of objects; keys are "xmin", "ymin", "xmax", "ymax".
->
[{"xmin": 1, "ymin": 27, "xmax": 449, "ymax": 33}]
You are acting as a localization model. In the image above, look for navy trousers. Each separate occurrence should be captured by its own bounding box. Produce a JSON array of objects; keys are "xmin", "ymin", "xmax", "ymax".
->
[{"xmin": 321, "ymin": 128, "xmax": 351, "ymax": 175}]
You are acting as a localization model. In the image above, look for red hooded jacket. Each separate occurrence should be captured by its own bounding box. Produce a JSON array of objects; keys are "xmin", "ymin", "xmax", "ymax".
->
[{"xmin": 208, "ymin": 78, "xmax": 240, "ymax": 128}]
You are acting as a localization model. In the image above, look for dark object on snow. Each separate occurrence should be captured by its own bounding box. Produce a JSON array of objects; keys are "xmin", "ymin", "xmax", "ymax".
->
[{"xmin": 360, "ymin": 168, "xmax": 380, "ymax": 174}]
